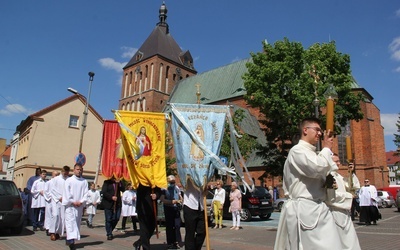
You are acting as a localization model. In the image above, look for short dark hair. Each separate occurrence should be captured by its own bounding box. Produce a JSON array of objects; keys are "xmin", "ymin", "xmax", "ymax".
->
[
  {"xmin": 62, "ymin": 165, "xmax": 70, "ymax": 172},
  {"xmin": 41, "ymin": 170, "xmax": 47, "ymax": 174},
  {"xmin": 299, "ymin": 117, "xmax": 321, "ymax": 132},
  {"xmin": 74, "ymin": 163, "xmax": 83, "ymax": 169}
]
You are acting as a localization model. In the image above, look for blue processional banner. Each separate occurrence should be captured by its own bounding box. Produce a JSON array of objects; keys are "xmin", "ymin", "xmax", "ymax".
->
[{"xmin": 170, "ymin": 103, "xmax": 235, "ymax": 190}]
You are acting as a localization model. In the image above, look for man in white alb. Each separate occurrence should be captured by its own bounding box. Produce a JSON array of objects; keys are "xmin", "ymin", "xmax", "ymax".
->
[
  {"xmin": 326, "ymin": 153, "xmax": 361, "ymax": 250},
  {"xmin": 62, "ymin": 164, "xmax": 88, "ymax": 250},
  {"xmin": 49, "ymin": 165, "xmax": 70, "ymax": 241},
  {"xmin": 44, "ymin": 170, "xmax": 59, "ymax": 236},
  {"xmin": 274, "ymin": 117, "xmax": 341, "ymax": 250}
]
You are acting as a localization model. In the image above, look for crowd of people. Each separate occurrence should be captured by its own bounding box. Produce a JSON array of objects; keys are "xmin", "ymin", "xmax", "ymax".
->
[
  {"xmin": 274, "ymin": 117, "xmax": 380, "ymax": 250},
  {"xmin": 21, "ymin": 117, "xmax": 376, "ymax": 250}
]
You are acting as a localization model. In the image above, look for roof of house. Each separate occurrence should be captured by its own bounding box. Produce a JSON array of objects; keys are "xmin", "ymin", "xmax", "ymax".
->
[
  {"xmin": 124, "ymin": 3, "xmax": 195, "ymax": 72},
  {"xmin": 386, "ymin": 151, "xmax": 400, "ymax": 165},
  {"xmin": 16, "ymin": 94, "xmax": 104, "ymax": 132}
]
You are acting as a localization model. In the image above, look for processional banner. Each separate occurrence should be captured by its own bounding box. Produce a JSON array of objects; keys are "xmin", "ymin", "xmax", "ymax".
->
[
  {"xmin": 170, "ymin": 103, "xmax": 235, "ymax": 190},
  {"xmin": 114, "ymin": 110, "xmax": 167, "ymax": 189},
  {"xmin": 100, "ymin": 120, "xmax": 130, "ymax": 181}
]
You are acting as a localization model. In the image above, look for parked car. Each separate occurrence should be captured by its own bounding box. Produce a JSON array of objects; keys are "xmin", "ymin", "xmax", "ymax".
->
[
  {"xmin": 221, "ymin": 185, "xmax": 273, "ymax": 222},
  {"xmin": 0, "ymin": 179, "xmax": 24, "ymax": 234},
  {"xmin": 397, "ymin": 190, "xmax": 400, "ymax": 212},
  {"xmin": 377, "ymin": 190, "xmax": 395, "ymax": 208},
  {"xmin": 273, "ymin": 198, "xmax": 287, "ymax": 212}
]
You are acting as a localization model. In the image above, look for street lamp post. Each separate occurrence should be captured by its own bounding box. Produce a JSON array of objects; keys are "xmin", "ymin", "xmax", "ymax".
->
[
  {"xmin": 68, "ymin": 72, "xmax": 95, "ymax": 166},
  {"xmin": 79, "ymin": 72, "xmax": 95, "ymax": 153}
]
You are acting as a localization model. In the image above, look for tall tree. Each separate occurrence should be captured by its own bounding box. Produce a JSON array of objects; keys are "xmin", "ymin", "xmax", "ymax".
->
[
  {"xmin": 243, "ymin": 38, "xmax": 364, "ymax": 176},
  {"xmin": 394, "ymin": 113, "xmax": 400, "ymax": 156}
]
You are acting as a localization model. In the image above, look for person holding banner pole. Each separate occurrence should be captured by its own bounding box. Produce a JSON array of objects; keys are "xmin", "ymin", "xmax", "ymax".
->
[
  {"xmin": 133, "ymin": 184, "xmax": 161, "ymax": 250},
  {"xmin": 183, "ymin": 179, "xmax": 206, "ymax": 250},
  {"xmin": 101, "ymin": 176, "xmax": 124, "ymax": 240}
]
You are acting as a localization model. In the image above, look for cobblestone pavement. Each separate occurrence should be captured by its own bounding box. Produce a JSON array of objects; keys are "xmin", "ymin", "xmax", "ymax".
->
[{"xmin": 0, "ymin": 206, "xmax": 399, "ymax": 249}]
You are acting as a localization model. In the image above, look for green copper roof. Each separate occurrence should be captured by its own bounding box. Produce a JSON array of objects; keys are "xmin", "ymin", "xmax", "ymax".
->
[{"xmin": 168, "ymin": 58, "xmax": 252, "ymax": 104}]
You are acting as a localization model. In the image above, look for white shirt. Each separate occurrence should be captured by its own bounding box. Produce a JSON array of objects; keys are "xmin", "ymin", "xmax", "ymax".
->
[
  {"xmin": 31, "ymin": 178, "xmax": 47, "ymax": 208},
  {"xmin": 62, "ymin": 175, "xmax": 88, "ymax": 207},
  {"xmin": 86, "ymin": 189, "xmax": 101, "ymax": 214},
  {"xmin": 183, "ymin": 180, "xmax": 204, "ymax": 211},
  {"xmin": 359, "ymin": 185, "xmax": 378, "ymax": 206},
  {"xmin": 51, "ymin": 174, "xmax": 68, "ymax": 203},
  {"xmin": 212, "ymin": 187, "xmax": 226, "ymax": 205},
  {"xmin": 121, "ymin": 190, "xmax": 137, "ymax": 216}
]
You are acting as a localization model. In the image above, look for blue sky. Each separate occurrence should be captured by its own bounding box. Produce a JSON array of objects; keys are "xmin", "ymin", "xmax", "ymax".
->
[{"xmin": 0, "ymin": 1, "xmax": 399, "ymax": 151}]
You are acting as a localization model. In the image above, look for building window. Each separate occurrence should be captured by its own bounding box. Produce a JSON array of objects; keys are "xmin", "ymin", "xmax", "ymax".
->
[{"xmin": 69, "ymin": 115, "xmax": 79, "ymax": 128}]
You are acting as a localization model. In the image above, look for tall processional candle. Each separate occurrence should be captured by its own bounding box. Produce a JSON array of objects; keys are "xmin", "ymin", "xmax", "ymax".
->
[
  {"xmin": 326, "ymin": 98, "xmax": 334, "ymax": 133},
  {"xmin": 323, "ymin": 83, "xmax": 338, "ymax": 136},
  {"xmin": 345, "ymin": 124, "xmax": 353, "ymax": 162}
]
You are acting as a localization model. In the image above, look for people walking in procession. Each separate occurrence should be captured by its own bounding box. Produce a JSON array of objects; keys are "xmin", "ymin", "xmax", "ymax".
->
[
  {"xmin": 31, "ymin": 169, "xmax": 48, "ymax": 231},
  {"xmin": 326, "ymin": 153, "xmax": 361, "ymax": 250},
  {"xmin": 101, "ymin": 176, "xmax": 125, "ymax": 240},
  {"xmin": 44, "ymin": 171, "xmax": 59, "ymax": 235},
  {"xmin": 359, "ymin": 179, "xmax": 380, "ymax": 225},
  {"xmin": 49, "ymin": 165, "xmax": 70, "ymax": 241},
  {"xmin": 121, "ymin": 183, "xmax": 138, "ymax": 233},
  {"xmin": 26, "ymin": 167, "xmax": 42, "ymax": 226},
  {"xmin": 160, "ymin": 175, "xmax": 183, "ymax": 249},
  {"xmin": 62, "ymin": 163, "xmax": 88, "ymax": 250},
  {"xmin": 86, "ymin": 182, "xmax": 101, "ymax": 229},
  {"xmin": 274, "ymin": 117, "xmax": 341, "ymax": 250}
]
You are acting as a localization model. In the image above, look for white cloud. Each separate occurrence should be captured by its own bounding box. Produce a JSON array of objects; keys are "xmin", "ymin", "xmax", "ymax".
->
[
  {"xmin": 396, "ymin": 9, "xmax": 400, "ymax": 18},
  {"xmin": 395, "ymin": 66, "xmax": 400, "ymax": 73},
  {"xmin": 121, "ymin": 46, "xmax": 137, "ymax": 58},
  {"xmin": 0, "ymin": 104, "xmax": 31, "ymax": 116},
  {"xmin": 98, "ymin": 58, "xmax": 126, "ymax": 73},
  {"xmin": 389, "ymin": 37, "xmax": 400, "ymax": 61},
  {"xmin": 381, "ymin": 113, "xmax": 398, "ymax": 136}
]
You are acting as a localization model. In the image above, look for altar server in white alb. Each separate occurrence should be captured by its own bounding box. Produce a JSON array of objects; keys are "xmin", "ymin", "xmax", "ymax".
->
[
  {"xmin": 274, "ymin": 117, "xmax": 341, "ymax": 250},
  {"xmin": 121, "ymin": 183, "xmax": 138, "ymax": 232},
  {"xmin": 86, "ymin": 182, "xmax": 101, "ymax": 228},
  {"xmin": 325, "ymin": 153, "xmax": 361, "ymax": 250},
  {"xmin": 49, "ymin": 165, "xmax": 70, "ymax": 241},
  {"xmin": 31, "ymin": 169, "xmax": 48, "ymax": 231},
  {"xmin": 43, "ymin": 171, "xmax": 59, "ymax": 236},
  {"xmin": 62, "ymin": 164, "xmax": 88, "ymax": 250}
]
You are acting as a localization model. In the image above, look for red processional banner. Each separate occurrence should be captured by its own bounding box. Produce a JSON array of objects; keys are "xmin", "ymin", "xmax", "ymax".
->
[{"xmin": 100, "ymin": 120, "xmax": 130, "ymax": 181}]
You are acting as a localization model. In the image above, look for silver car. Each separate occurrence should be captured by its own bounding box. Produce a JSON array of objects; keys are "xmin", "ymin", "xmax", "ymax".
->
[
  {"xmin": 377, "ymin": 190, "xmax": 395, "ymax": 208},
  {"xmin": 273, "ymin": 198, "xmax": 287, "ymax": 212}
]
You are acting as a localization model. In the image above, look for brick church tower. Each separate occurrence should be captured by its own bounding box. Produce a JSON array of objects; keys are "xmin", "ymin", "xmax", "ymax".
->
[{"xmin": 119, "ymin": 3, "xmax": 197, "ymax": 112}]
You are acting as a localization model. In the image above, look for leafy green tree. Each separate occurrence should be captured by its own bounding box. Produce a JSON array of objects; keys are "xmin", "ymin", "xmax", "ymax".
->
[
  {"xmin": 243, "ymin": 38, "xmax": 364, "ymax": 176},
  {"xmin": 394, "ymin": 113, "xmax": 400, "ymax": 156}
]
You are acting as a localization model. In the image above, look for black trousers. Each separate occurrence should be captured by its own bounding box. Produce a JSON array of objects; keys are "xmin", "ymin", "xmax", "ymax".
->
[
  {"xmin": 164, "ymin": 206, "xmax": 182, "ymax": 245},
  {"xmin": 136, "ymin": 185, "xmax": 156, "ymax": 250},
  {"xmin": 183, "ymin": 205, "xmax": 205, "ymax": 250},
  {"xmin": 121, "ymin": 216, "xmax": 138, "ymax": 230}
]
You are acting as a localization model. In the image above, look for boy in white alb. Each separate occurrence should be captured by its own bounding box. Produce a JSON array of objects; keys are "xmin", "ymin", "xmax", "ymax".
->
[
  {"xmin": 62, "ymin": 164, "xmax": 88, "ymax": 250},
  {"xmin": 31, "ymin": 169, "xmax": 48, "ymax": 231}
]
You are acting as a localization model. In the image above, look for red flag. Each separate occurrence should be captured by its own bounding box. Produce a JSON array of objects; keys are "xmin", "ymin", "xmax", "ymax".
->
[{"xmin": 101, "ymin": 120, "xmax": 130, "ymax": 180}]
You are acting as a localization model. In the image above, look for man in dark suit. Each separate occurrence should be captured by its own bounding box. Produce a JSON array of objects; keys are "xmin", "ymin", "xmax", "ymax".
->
[{"xmin": 101, "ymin": 177, "xmax": 125, "ymax": 240}]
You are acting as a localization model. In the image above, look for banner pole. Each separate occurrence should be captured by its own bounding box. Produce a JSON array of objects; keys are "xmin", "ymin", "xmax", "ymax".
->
[
  {"xmin": 203, "ymin": 196, "xmax": 210, "ymax": 250},
  {"xmin": 153, "ymin": 189, "xmax": 159, "ymax": 239}
]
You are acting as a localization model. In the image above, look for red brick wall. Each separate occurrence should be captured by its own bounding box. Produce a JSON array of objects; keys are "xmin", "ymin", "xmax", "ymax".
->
[{"xmin": 119, "ymin": 56, "xmax": 196, "ymax": 112}]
